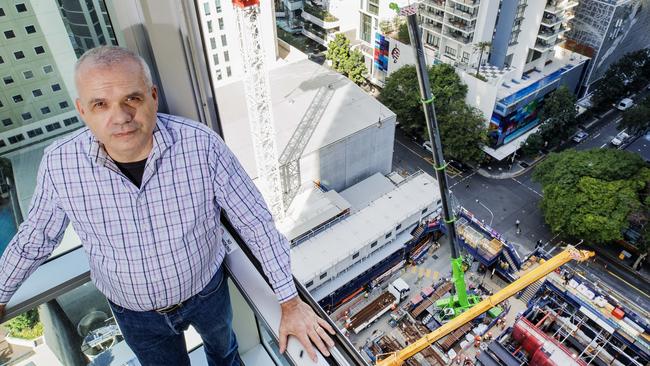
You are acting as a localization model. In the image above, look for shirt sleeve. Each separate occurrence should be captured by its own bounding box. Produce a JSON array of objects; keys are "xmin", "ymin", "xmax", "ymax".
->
[
  {"xmin": 0, "ymin": 152, "xmax": 69, "ymax": 304},
  {"xmin": 211, "ymin": 135, "xmax": 297, "ymax": 303}
]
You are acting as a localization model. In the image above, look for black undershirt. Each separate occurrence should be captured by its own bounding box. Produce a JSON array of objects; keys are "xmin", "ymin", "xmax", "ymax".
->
[{"xmin": 115, "ymin": 158, "xmax": 147, "ymax": 188}]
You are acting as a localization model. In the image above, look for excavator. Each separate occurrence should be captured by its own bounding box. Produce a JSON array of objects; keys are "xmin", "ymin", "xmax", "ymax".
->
[{"xmin": 375, "ymin": 5, "xmax": 596, "ymax": 365}]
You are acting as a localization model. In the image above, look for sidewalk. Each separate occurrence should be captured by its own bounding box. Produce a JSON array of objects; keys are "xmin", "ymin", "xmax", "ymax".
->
[{"xmin": 476, "ymin": 153, "xmax": 547, "ymax": 179}]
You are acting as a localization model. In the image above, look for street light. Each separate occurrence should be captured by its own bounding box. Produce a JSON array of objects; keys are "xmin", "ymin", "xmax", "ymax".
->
[{"xmin": 475, "ymin": 199, "xmax": 494, "ymax": 227}]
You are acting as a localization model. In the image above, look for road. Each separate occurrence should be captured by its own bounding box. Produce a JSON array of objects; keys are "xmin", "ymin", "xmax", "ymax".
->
[{"xmin": 391, "ymin": 98, "xmax": 650, "ymax": 314}]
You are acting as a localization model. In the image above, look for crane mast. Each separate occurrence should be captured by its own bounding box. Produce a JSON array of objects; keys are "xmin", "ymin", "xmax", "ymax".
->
[{"xmin": 232, "ymin": 0, "xmax": 285, "ymax": 218}]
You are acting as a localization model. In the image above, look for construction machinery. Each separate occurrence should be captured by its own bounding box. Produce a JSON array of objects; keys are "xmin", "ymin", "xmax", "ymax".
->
[
  {"xmin": 372, "ymin": 5, "xmax": 596, "ymax": 365},
  {"xmin": 376, "ymin": 246, "xmax": 595, "ymax": 365}
]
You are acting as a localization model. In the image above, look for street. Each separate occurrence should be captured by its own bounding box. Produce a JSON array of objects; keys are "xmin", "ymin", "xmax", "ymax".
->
[{"xmin": 391, "ymin": 103, "xmax": 650, "ymax": 314}]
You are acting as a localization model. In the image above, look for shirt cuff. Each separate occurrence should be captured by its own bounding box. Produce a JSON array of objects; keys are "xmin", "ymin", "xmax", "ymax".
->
[{"xmin": 274, "ymin": 279, "xmax": 298, "ymax": 304}]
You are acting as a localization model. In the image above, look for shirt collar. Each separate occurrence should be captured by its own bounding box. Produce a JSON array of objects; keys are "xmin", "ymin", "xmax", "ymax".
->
[{"xmin": 87, "ymin": 117, "xmax": 173, "ymax": 170}]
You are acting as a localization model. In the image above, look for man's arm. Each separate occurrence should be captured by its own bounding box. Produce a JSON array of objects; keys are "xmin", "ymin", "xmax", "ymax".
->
[
  {"xmin": 0, "ymin": 153, "xmax": 69, "ymax": 318},
  {"xmin": 211, "ymin": 136, "xmax": 334, "ymax": 361}
]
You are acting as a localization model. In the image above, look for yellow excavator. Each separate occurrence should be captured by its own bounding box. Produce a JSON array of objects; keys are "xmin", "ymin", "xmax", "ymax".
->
[
  {"xmin": 375, "ymin": 245, "xmax": 595, "ymax": 366},
  {"xmin": 374, "ymin": 5, "xmax": 596, "ymax": 365}
]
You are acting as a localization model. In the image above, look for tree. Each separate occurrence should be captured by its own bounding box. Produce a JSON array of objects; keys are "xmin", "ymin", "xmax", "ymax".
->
[
  {"xmin": 538, "ymin": 85, "xmax": 578, "ymax": 147},
  {"xmin": 5, "ymin": 309, "xmax": 39, "ymax": 334},
  {"xmin": 326, "ymin": 34, "xmax": 350, "ymax": 73},
  {"xmin": 343, "ymin": 49, "xmax": 367, "ymax": 85},
  {"xmin": 533, "ymin": 149, "xmax": 649, "ymax": 244},
  {"xmin": 473, "ymin": 41, "xmax": 491, "ymax": 77},
  {"xmin": 520, "ymin": 132, "xmax": 544, "ymax": 157},
  {"xmin": 619, "ymin": 96, "xmax": 650, "ymax": 135},
  {"xmin": 397, "ymin": 22, "xmax": 410, "ymax": 45},
  {"xmin": 379, "ymin": 64, "xmax": 486, "ymax": 164},
  {"xmin": 592, "ymin": 48, "xmax": 650, "ymax": 112}
]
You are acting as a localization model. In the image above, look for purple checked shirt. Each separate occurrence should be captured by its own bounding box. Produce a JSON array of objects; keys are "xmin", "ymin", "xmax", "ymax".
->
[{"xmin": 0, "ymin": 113, "xmax": 297, "ymax": 311}]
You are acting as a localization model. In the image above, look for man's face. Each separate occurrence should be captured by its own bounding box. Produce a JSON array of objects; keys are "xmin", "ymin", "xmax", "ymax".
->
[{"xmin": 75, "ymin": 60, "xmax": 158, "ymax": 162}]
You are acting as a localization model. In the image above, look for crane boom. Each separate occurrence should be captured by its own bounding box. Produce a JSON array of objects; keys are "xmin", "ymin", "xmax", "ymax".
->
[{"xmin": 375, "ymin": 246, "xmax": 595, "ymax": 366}]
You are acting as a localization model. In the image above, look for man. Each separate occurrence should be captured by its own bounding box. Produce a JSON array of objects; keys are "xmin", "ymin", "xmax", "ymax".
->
[{"xmin": 0, "ymin": 46, "xmax": 334, "ymax": 365}]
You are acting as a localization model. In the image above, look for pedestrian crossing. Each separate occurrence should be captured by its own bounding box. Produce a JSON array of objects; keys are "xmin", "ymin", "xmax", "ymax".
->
[{"xmin": 409, "ymin": 265, "xmax": 440, "ymax": 279}]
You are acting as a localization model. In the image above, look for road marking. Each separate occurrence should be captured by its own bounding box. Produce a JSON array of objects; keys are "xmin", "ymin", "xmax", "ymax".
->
[
  {"xmin": 592, "ymin": 132, "xmax": 600, "ymax": 138},
  {"xmin": 396, "ymin": 139, "xmax": 430, "ymax": 161},
  {"xmin": 600, "ymin": 143, "xmax": 607, "ymax": 148},
  {"xmin": 411, "ymin": 266, "xmax": 417, "ymax": 274},
  {"xmin": 426, "ymin": 269, "xmax": 432, "ymax": 278},
  {"xmin": 450, "ymin": 171, "xmax": 477, "ymax": 189},
  {"xmin": 511, "ymin": 177, "xmax": 543, "ymax": 198},
  {"xmin": 605, "ymin": 270, "xmax": 650, "ymax": 300},
  {"xmin": 433, "ymin": 271, "xmax": 439, "ymax": 280}
]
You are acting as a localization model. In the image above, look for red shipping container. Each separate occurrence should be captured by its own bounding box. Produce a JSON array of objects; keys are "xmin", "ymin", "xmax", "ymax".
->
[{"xmin": 611, "ymin": 307, "xmax": 625, "ymax": 320}]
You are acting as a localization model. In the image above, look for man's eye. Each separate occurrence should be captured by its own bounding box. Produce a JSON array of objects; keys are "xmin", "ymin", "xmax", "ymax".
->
[
  {"xmin": 94, "ymin": 102, "xmax": 105, "ymax": 109},
  {"xmin": 127, "ymin": 96, "xmax": 141, "ymax": 102}
]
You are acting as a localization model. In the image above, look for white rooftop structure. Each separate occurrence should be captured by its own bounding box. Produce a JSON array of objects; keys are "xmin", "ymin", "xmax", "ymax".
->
[{"xmin": 291, "ymin": 171, "xmax": 441, "ymax": 291}]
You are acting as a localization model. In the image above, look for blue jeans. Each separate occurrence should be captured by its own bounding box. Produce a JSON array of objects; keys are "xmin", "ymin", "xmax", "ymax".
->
[{"xmin": 109, "ymin": 267, "xmax": 239, "ymax": 366}]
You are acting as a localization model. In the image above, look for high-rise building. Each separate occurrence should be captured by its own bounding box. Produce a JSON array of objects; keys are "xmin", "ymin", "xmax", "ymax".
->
[
  {"xmin": 564, "ymin": 0, "xmax": 649, "ymax": 95},
  {"xmin": 0, "ymin": 0, "xmax": 82, "ymax": 154},
  {"xmin": 57, "ymin": 0, "xmax": 118, "ymax": 57}
]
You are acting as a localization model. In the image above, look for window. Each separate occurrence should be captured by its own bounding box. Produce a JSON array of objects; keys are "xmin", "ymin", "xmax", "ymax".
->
[
  {"xmin": 14, "ymin": 51, "xmax": 24, "ymax": 60},
  {"xmin": 34, "ymin": 46, "xmax": 45, "ymax": 54},
  {"xmin": 15, "ymin": 3, "xmax": 27, "ymax": 12},
  {"xmin": 0, "ymin": 140, "xmax": 5, "ymax": 148},
  {"xmin": 444, "ymin": 46, "xmax": 456, "ymax": 58},
  {"xmin": 385, "ymin": 232, "xmax": 391, "ymax": 239},
  {"xmin": 215, "ymin": 0, "xmax": 222, "ymax": 12},
  {"xmin": 462, "ymin": 52, "xmax": 469, "ymax": 63},
  {"xmin": 218, "ymin": 18, "xmax": 224, "ymax": 30},
  {"xmin": 396, "ymin": 224, "xmax": 402, "ymax": 231},
  {"xmin": 370, "ymin": 241, "xmax": 378, "ymax": 248},
  {"xmin": 21, "ymin": 112, "xmax": 32, "ymax": 121},
  {"xmin": 12, "ymin": 94, "xmax": 23, "ymax": 103},
  {"xmin": 27, "ymin": 128, "xmax": 44, "ymax": 138},
  {"xmin": 46, "ymin": 122, "xmax": 62, "ymax": 132},
  {"xmin": 216, "ymin": 69, "xmax": 222, "ymax": 80},
  {"xmin": 421, "ymin": 208, "xmax": 428, "ymax": 214},
  {"xmin": 3, "ymin": 76, "xmax": 14, "ymax": 85},
  {"xmin": 32, "ymin": 89, "xmax": 42, "ymax": 97},
  {"xmin": 4, "ymin": 30, "xmax": 15, "ymax": 39},
  {"xmin": 352, "ymin": 252, "xmax": 359, "ymax": 260},
  {"xmin": 226, "ymin": 66, "xmax": 231, "ymax": 77},
  {"xmin": 59, "ymin": 101, "xmax": 69, "ymax": 109},
  {"xmin": 51, "ymin": 83, "xmax": 61, "ymax": 92},
  {"xmin": 23, "ymin": 70, "xmax": 33, "ymax": 79},
  {"xmin": 40, "ymin": 107, "xmax": 51, "ymax": 114},
  {"xmin": 43, "ymin": 65, "xmax": 53, "ymax": 74},
  {"xmin": 0, "ymin": 100, "xmax": 2, "ymax": 108},
  {"xmin": 305, "ymin": 280, "xmax": 313, "ymax": 288},
  {"xmin": 224, "ymin": 51, "xmax": 229, "ymax": 62},
  {"xmin": 319, "ymin": 272, "xmax": 327, "ymax": 280},
  {"xmin": 203, "ymin": 2, "xmax": 210, "ymax": 15},
  {"xmin": 64, "ymin": 116, "xmax": 79, "ymax": 126},
  {"xmin": 0, "ymin": 56, "xmax": 3, "ymax": 64},
  {"xmin": 221, "ymin": 34, "xmax": 227, "ymax": 46},
  {"xmin": 2, "ymin": 118, "xmax": 12, "ymax": 126},
  {"xmin": 8, "ymin": 134, "xmax": 25, "ymax": 144},
  {"xmin": 210, "ymin": 37, "xmax": 217, "ymax": 50},
  {"xmin": 368, "ymin": 0, "xmax": 379, "ymax": 15},
  {"xmin": 213, "ymin": 54, "xmax": 219, "ymax": 66},
  {"xmin": 25, "ymin": 25, "xmax": 36, "ymax": 34},
  {"xmin": 0, "ymin": 8, "xmax": 4, "ymax": 17},
  {"xmin": 207, "ymin": 20, "xmax": 213, "ymax": 33}
]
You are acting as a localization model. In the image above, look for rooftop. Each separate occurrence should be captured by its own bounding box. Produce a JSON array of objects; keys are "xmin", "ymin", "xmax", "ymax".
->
[
  {"xmin": 291, "ymin": 172, "xmax": 440, "ymax": 283},
  {"xmin": 215, "ymin": 59, "xmax": 395, "ymax": 179}
]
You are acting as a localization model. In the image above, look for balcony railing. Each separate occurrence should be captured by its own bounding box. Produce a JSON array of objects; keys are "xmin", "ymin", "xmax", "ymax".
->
[
  {"xmin": 447, "ymin": 0, "xmax": 480, "ymax": 7},
  {"xmin": 421, "ymin": 20, "xmax": 443, "ymax": 34},
  {"xmin": 443, "ymin": 27, "xmax": 473, "ymax": 44},
  {"xmin": 423, "ymin": 0, "xmax": 447, "ymax": 11},
  {"xmin": 445, "ymin": 17, "xmax": 475, "ymax": 33},
  {"xmin": 545, "ymin": 0, "xmax": 579, "ymax": 14},
  {"xmin": 445, "ymin": 5, "xmax": 478, "ymax": 20},
  {"xmin": 533, "ymin": 37, "xmax": 562, "ymax": 52},
  {"xmin": 0, "ymin": 214, "xmax": 367, "ymax": 365},
  {"xmin": 419, "ymin": 6, "xmax": 445, "ymax": 22},
  {"xmin": 537, "ymin": 25, "xmax": 567, "ymax": 40}
]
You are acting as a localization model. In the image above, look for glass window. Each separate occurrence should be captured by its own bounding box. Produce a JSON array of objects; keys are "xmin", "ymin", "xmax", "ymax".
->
[
  {"xmin": 4, "ymin": 30, "xmax": 15, "ymax": 39},
  {"xmin": 210, "ymin": 37, "xmax": 217, "ymax": 50},
  {"xmin": 306, "ymin": 280, "xmax": 313, "ymax": 288},
  {"xmin": 226, "ymin": 66, "xmax": 231, "ymax": 77},
  {"xmin": 2, "ymin": 118, "xmax": 12, "ymax": 126},
  {"xmin": 0, "ymin": 55, "xmax": 3, "ymax": 64},
  {"xmin": 21, "ymin": 112, "xmax": 32, "ymax": 121},
  {"xmin": 59, "ymin": 101, "xmax": 69, "ymax": 109},
  {"xmin": 34, "ymin": 46, "xmax": 45, "ymax": 54},
  {"xmin": 0, "ymin": 140, "xmax": 5, "ymax": 147},
  {"xmin": 215, "ymin": 0, "xmax": 222, "ymax": 12},
  {"xmin": 51, "ymin": 83, "xmax": 61, "ymax": 92},
  {"xmin": 370, "ymin": 241, "xmax": 378, "ymax": 248},
  {"xmin": 25, "ymin": 25, "xmax": 36, "ymax": 34},
  {"xmin": 45, "ymin": 122, "xmax": 62, "ymax": 132},
  {"xmin": 0, "ymin": 8, "xmax": 5, "ymax": 17},
  {"xmin": 223, "ymin": 50, "xmax": 229, "ymax": 62},
  {"xmin": 319, "ymin": 272, "xmax": 327, "ymax": 279},
  {"xmin": 213, "ymin": 53, "xmax": 219, "ymax": 66},
  {"xmin": 32, "ymin": 89, "xmax": 42, "ymax": 97},
  {"xmin": 14, "ymin": 51, "xmax": 25, "ymax": 60},
  {"xmin": 43, "ymin": 65, "xmax": 53, "ymax": 74},
  {"xmin": 8, "ymin": 134, "xmax": 25, "ymax": 144},
  {"xmin": 422, "ymin": 208, "xmax": 428, "ymax": 214},
  {"xmin": 27, "ymin": 128, "xmax": 43, "ymax": 138},
  {"xmin": 352, "ymin": 252, "xmax": 359, "ymax": 259},
  {"xmin": 40, "ymin": 107, "xmax": 51, "ymax": 115},
  {"xmin": 64, "ymin": 116, "xmax": 80, "ymax": 126},
  {"xmin": 3, "ymin": 76, "xmax": 14, "ymax": 85},
  {"xmin": 385, "ymin": 232, "xmax": 391, "ymax": 239},
  {"xmin": 15, "ymin": 3, "xmax": 27, "ymax": 12},
  {"xmin": 207, "ymin": 20, "xmax": 213, "ymax": 33},
  {"xmin": 203, "ymin": 2, "xmax": 210, "ymax": 15},
  {"xmin": 216, "ymin": 69, "xmax": 222, "ymax": 80},
  {"xmin": 221, "ymin": 34, "xmax": 227, "ymax": 46},
  {"xmin": 218, "ymin": 18, "xmax": 224, "ymax": 30},
  {"xmin": 396, "ymin": 224, "xmax": 402, "ymax": 231},
  {"xmin": 23, "ymin": 70, "xmax": 34, "ymax": 79},
  {"xmin": 12, "ymin": 94, "xmax": 23, "ymax": 103}
]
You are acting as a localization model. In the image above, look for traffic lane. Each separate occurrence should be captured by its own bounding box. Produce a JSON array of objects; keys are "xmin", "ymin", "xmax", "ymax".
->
[{"xmin": 577, "ymin": 116, "xmax": 622, "ymax": 150}]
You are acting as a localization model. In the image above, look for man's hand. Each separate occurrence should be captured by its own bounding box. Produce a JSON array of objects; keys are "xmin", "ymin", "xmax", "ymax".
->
[{"xmin": 279, "ymin": 296, "xmax": 335, "ymax": 362}]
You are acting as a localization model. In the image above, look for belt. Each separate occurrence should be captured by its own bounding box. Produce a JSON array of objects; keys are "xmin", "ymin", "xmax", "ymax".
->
[{"xmin": 155, "ymin": 300, "xmax": 187, "ymax": 314}]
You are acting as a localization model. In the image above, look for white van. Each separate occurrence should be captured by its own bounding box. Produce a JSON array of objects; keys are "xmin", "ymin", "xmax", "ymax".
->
[
  {"xmin": 616, "ymin": 98, "xmax": 634, "ymax": 111},
  {"xmin": 611, "ymin": 131, "xmax": 630, "ymax": 146}
]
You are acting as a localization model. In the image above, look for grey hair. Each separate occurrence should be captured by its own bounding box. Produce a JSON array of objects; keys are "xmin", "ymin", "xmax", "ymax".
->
[{"xmin": 75, "ymin": 46, "xmax": 153, "ymax": 88}]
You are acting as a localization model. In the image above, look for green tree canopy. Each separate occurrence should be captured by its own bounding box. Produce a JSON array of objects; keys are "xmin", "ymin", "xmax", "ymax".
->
[
  {"xmin": 539, "ymin": 85, "xmax": 578, "ymax": 147},
  {"xmin": 379, "ymin": 64, "xmax": 486, "ymax": 164},
  {"xmin": 520, "ymin": 132, "xmax": 544, "ymax": 157},
  {"xmin": 325, "ymin": 34, "xmax": 367, "ymax": 85},
  {"xmin": 592, "ymin": 48, "xmax": 650, "ymax": 112},
  {"xmin": 619, "ymin": 96, "xmax": 650, "ymax": 135},
  {"xmin": 533, "ymin": 149, "xmax": 649, "ymax": 244}
]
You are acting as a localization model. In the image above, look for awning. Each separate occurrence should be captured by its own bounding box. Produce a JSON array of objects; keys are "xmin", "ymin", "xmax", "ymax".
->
[{"xmin": 482, "ymin": 126, "xmax": 541, "ymax": 161}]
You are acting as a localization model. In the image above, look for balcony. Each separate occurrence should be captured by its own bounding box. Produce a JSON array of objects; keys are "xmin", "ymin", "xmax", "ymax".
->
[
  {"xmin": 537, "ymin": 25, "xmax": 567, "ymax": 40},
  {"xmin": 423, "ymin": 0, "xmax": 447, "ymax": 11},
  {"xmin": 301, "ymin": 2, "xmax": 339, "ymax": 28},
  {"xmin": 447, "ymin": 0, "xmax": 480, "ymax": 8},
  {"xmin": 421, "ymin": 20, "xmax": 443, "ymax": 34},
  {"xmin": 444, "ymin": 16, "xmax": 475, "ymax": 34},
  {"xmin": 443, "ymin": 27, "xmax": 473, "ymax": 44},
  {"xmin": 419, "ymin": 6, "xmax": 445, "ymax": 22},
  {"xmin": 532, "ymin": 38, "xmax": 562, "ymax": 52},
  {"xmin": 0, "ymin": 215, "xmax": 366, "ymax": 366},
  {"xmin": 544, "ymin": 0, "xmax": 579, "ymax": 14},
  {"xmin": 540, "ymin": 14, "xmax": 563, "ymax": 27},
  {"xmin": 445, "ymin": 5, "xmax": 478, "ymax": 20}
]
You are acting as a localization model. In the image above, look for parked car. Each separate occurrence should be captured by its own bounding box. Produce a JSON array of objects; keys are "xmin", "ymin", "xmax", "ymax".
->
[
  {"xmin": 616, "ymin": 98, "xmax": 634, "ymax": 111},
  {"xmin": 572, "ymin": 130, "xmax": 589, "ymax": 143},
  {"xmin": 422, "ymin": 140, "xmax": 433, "ymax": 153},
  {"xmin": 611, "ymin": 131, "xmax": 630, "ymax": 146}
]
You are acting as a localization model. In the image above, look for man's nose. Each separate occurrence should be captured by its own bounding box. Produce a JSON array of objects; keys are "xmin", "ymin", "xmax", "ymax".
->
[{"xmin": 109, "ymin": 103, "xmax": 136, "ymax": 124}]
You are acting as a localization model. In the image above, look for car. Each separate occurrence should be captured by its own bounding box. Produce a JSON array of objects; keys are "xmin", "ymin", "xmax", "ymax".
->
[
  {"xmin": 422, "ymin": 140, "xmax": 433, "ymax": 153},
  {"xmin": 572, "ymin": 131, "xmax": 589, "ymax": 143},
  {"xmin": 611, "ymin": 131, "xmax": 630, "ymax": 146},
  {"xmin": 616, "ymin": 98, "xmax": 634, "ymax": 111}
]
